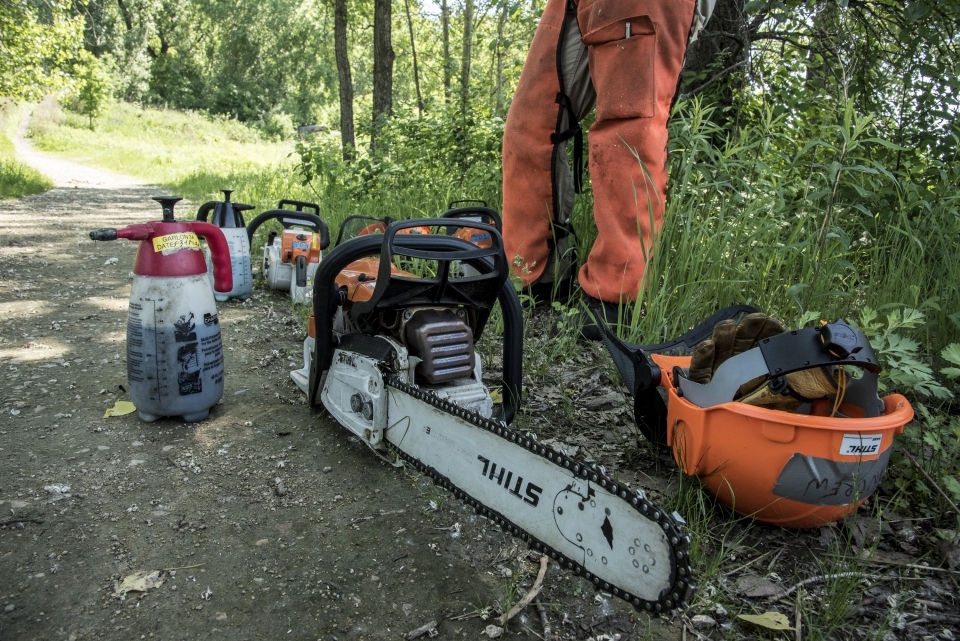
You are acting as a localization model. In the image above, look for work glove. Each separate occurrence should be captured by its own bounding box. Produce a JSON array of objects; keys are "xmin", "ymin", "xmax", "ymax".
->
[{"xmin": 688, "ymin": 313, "xmax": 838, "ymax": 410}]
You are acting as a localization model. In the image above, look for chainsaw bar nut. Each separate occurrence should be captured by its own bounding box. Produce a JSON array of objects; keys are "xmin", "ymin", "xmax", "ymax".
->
[{"xmin": 349, "ymin": 393, "xmax": 374, "ymax": 421}]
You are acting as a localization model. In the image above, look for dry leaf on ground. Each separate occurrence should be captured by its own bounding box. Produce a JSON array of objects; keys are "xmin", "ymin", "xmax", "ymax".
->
[
  {"xmin": 738, "ymin": 611, "xmax": 794, "ymax": 631},
  {"xmin": 112, "ymin": 570, "xmax": 164, "ymax": 597},
  {"xmin": 104, "ymin": 400, "xmax": 137, "ymax": 417}
]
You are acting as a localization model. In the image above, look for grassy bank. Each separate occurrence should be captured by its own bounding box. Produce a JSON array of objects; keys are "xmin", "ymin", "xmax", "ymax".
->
[
  {"xmin": 28, "ymin": 100, "xmax": 304, "ymax": 209},
  {"xmin": 0, "ymin": 101, "xmax": 52, "ymax": 198}
]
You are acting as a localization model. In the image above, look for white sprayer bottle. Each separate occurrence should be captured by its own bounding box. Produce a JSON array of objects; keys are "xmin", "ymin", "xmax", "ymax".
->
[
  {"xmin": 90, "ymin": 197, "xmax": 233, "ymax": 422},
  {"xmin": 196, "ymin": 189, "xmax": 253, "ymax": 302}
]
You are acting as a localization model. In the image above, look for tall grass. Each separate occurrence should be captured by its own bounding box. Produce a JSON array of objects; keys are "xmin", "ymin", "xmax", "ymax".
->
[
  {"xmin": 610, "ymin": 100, "xmax": 960, "ymax": 358},
  {"xmin": 0, "ymin": 100, "xmax": 52, "ymax": 198}
]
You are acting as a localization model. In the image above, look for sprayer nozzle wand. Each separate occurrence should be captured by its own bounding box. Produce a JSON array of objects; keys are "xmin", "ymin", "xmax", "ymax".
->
[{"xmin": 90, "ymin": 229, "xmax": 118, "ymax": 241}]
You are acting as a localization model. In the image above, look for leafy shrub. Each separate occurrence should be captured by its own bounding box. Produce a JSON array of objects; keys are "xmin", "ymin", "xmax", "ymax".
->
[
  {"xmin": 296, "ymin": 104, "xmax": 504, "ymax": 235},
  {"xmin": 260, "ymin": 111, "xmax": 296, "ymax": 140}
]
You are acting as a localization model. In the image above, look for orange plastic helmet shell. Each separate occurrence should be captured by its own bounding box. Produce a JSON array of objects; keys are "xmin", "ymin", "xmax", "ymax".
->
[{"xmin": 652, "ymin": 354, "xmax": 913, "ymax": 528}]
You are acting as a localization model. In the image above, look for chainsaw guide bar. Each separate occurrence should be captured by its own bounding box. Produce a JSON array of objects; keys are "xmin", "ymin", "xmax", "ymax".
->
[{"xmin": 382, "ymin": 374, "xmax": 695, "ymax": 613}]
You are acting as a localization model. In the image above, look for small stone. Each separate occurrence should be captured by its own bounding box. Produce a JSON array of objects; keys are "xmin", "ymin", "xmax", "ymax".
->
[
  {"xmin": 714, "ymin": 605, "xmax": 728, "ymax": 618},
  {"xmin": 4, "ymin": 604, "xmax": 14, "ymax": 612},
  {"xmin": 215, "ymin": 612, "xmax": 227, "ymax": 621},
  {"xmin": 274, "ymin": 479, "xmax": 286, "ymax": 497},
  {"xmin": 485, "ymin": 624, "xmax": 504, "ymax": 639},
  {"xmin": 322, "ymin": 466, "xmax": 332, "ymax": 473},
  {"xmin": 500, "ymin": 567, "xmax": 512, "ymax": 578},
  {"xmin": 691, "ymin": 615, "xmax": 717, "ymax": 629}
]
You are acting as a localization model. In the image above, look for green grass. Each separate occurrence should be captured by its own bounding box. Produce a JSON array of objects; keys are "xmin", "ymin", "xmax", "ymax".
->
[
  {"xmin": 0, "ymin": 100, "xmax": 52, "ymax": 199},
  {"xmin": 29, "ymin": 101, "xmax": 296, "ymax": 205}
]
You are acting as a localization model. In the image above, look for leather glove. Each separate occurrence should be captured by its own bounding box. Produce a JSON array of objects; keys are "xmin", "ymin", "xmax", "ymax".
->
[
  {"xmin": 688, "ymin": 312, "xmax": 838, "ymax": 409},
  {"xmin": 688, "ymin": 313, "xmax": 786, "ymax": 385}
]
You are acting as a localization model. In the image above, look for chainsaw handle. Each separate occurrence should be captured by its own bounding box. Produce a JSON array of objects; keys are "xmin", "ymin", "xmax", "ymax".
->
[
  {"xmin": 246, "ymin": 209, "xmax": 330, "ymax": 250},
  {"xmin": 441, "ymin": 205, "xmax": 502, "ymax": 233},
  {"xmin": 277, "ymin": 199, "xmax": 321, "ymax": 217},
  {"xmin": 309, "ymin": 234, "xmax": 522, "ymax": 424}
]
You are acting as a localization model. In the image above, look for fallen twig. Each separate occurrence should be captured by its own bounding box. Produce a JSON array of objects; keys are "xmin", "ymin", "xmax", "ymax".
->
[
  {"xmin": 393, "ymin": 553, "xmax": 409, "ymax": 562},
  {"xmin": 449, "ymin": 611, "xmax": 479, "ymax": 621},
  {"xmin": 534, "ymin": 598, "xmax": 551, "ymax": 641},
  {"xmin": 900, "ymin": 448, "xmax": 960, "ymax": 517},
  {"xmin": 769, "ymin": 572, "xmax": 877, "ymax": 602},
  {"xmin": 726, "ymin": 550, "xmax": 774, "ymax": 577},
  {"xmin": 161, "ymin": 563, "xmax": 206, "ymax": 572},
  {"xmin": 0, "ymin": 518, "xmax": 43, "ymax": 527},
  {"xmin": 405, "ymin": 619, "xmax": 438, "ymax": 640},
  {"xmin": 795, "ymin": 586, "xmax": 802, "ymax": 641},
  {"xmin": 498, "ymin": 555, "xmax": 549, "ymax": 626},
  {"xmin": 842, "ymin": 555, "xmax": 960, "ymax": 576}
]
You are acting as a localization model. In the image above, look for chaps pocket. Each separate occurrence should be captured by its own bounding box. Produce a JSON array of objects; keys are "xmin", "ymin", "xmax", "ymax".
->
[{"xmin": 582, "ymin": 14, "xmax": 656, "ymax": 122}]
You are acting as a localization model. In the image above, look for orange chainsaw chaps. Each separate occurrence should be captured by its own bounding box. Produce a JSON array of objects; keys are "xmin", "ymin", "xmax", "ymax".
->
[
  {"xmin": 649, "ymin": 353, "xmax": 913, "ymax": 529},
  {"xmin": 502, "ymin": 0, "xmax": 696, "ymax": 302}
]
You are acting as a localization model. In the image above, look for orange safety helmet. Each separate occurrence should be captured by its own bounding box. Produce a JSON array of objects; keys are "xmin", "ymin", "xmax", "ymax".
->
[{"xmin": 596, "ymin": 309, "xmax": 914, "ymax": 529}]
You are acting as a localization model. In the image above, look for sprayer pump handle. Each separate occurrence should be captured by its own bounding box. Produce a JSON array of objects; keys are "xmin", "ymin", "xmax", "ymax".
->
[{"xmin": 188, "ymin": 221, "xmax": 234, "ymax": 293}]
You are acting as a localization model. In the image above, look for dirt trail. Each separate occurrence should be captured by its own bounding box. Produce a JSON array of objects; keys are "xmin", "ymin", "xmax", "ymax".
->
[
  {"xmin": 13, "ymin": 114, "xmax": 143, "ymax": 189},
  {"xmin": 0, "ymin": 115, "xmax": 658, "ymax": 640}
]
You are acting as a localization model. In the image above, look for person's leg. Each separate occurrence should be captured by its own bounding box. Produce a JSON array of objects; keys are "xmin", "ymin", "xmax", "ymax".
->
[
  {"xmin": 502, "ymin": 0, "xmax": 595, "ymax": 294},
  {"xmin": 576, "ymin": 0, "xmax": 696, "ymax": 304}
]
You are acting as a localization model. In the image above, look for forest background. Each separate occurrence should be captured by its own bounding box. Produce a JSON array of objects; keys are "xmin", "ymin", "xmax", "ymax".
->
[{"xmin": 2, "ymin": 0, "xmax": 960, "ymax": 517}]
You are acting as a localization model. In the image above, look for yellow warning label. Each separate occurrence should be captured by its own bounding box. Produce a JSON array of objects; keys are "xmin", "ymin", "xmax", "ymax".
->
[{"xmin": 152, "ymin": 232, "xmax": 201, "ymax": 253}]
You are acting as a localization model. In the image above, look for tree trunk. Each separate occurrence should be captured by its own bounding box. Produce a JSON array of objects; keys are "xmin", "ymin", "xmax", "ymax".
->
[
  {"xmin": 460, "ymin": 0, "xmax": 473, "ymax": 115},
  {"xmin": 334, "ymin": 0, "xmax": 356, "ymax": 160},
  {"xmin": 681, "ymin": 0, "xmax": 749, "ymax": 116},
  {"xmin": 494, "ymin": 1, "xmax": 507, "ymax": 112},
  {"xmin": 441, "ymin": 0, "xmax": 451, "ymax": 103},
  {"xmin": 403, "ymin": 0, "xmax": 424, "ymax": 115},
  {"xmin": 372, "ymin": 0, "xmax": 395, "ymax": 151}
]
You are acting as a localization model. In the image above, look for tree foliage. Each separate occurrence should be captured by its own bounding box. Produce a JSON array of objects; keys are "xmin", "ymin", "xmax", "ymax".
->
[{"xmin": 0, "ymin": 0, "xmax": 85, "ymax": 101}]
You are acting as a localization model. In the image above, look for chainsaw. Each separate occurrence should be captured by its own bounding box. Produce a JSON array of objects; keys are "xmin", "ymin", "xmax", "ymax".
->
[{"xmin": 304, "ymin": 215, "xmax": 694, "ymax": 613}]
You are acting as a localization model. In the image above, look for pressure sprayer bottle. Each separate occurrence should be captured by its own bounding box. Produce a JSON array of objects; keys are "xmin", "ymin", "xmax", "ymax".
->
[
  {"xmin": 196, "ymin": 189, "xmax": 254, "ymax": 302},
  {"xmin": 90, "ymin": 197, "xmax": 233, "ymax": 422}
]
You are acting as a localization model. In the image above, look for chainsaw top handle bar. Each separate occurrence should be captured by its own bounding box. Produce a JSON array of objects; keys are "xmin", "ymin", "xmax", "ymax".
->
[
  {"xmin": 441, "ymin": 203, "xmax": 502, "ymax": 233},
  {"xmin": 245, "ymin": 208, "xmax": 330, "ymax": 250},
  {"xmin": 308, "ymin": 231, "xmax": 523, "ymax": 425}
]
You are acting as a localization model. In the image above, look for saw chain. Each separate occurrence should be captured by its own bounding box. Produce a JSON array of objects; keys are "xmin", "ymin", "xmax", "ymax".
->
[{"xmin": 382, "ymin": 374, "xmax": 695, "ymax": 613}]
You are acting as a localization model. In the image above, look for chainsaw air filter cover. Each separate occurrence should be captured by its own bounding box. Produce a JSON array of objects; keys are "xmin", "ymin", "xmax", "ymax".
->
[
  {"xmin": 404, "ymin": 308, "xmax": 476, "ymax": 384},
  {"xmin": 654, "ymin": 347, "xmax": 913, "ymax": 528}
]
